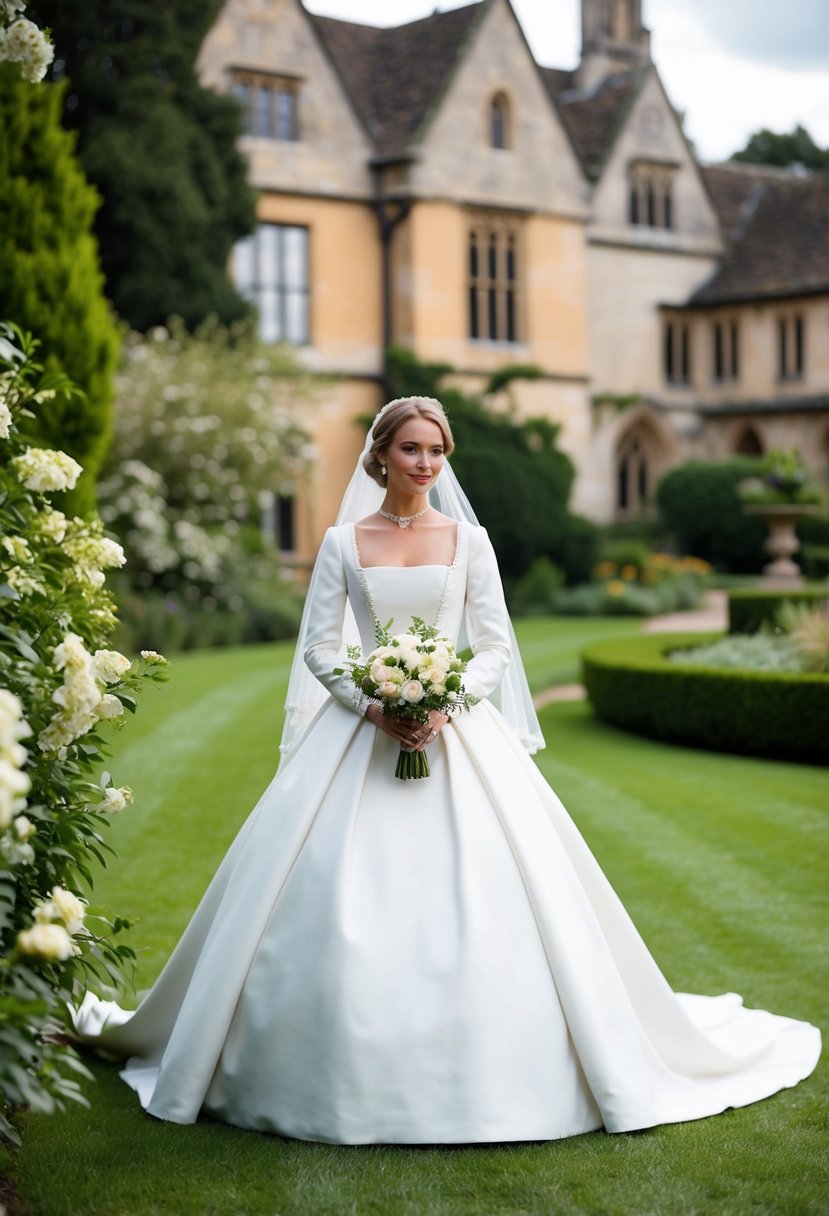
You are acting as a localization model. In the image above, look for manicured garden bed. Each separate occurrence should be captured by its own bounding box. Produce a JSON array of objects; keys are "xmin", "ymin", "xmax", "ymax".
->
[{"xmin": 582, "ymin": 632, "xmax": 829, "ymax": 763}]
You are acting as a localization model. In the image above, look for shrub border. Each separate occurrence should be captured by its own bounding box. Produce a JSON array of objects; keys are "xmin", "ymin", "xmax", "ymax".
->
[
  {"xmin": 581, "ymin": 631, "xmax": 829, "ymax": 764},
  {"xmin": 728, "ymin": 587, "xmax": 829, "ymax": 634}
]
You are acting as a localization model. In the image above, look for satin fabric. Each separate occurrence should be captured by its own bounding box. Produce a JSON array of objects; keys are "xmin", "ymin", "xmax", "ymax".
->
[{"xmin": 74, "ymin": 521, "xmax": 820, "ymax": 1143}]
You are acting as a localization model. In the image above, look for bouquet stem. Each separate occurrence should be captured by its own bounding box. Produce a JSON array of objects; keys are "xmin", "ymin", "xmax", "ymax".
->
[{"xmin": 395, "ymin": 747, "xmax": 431, "ymax": 780}]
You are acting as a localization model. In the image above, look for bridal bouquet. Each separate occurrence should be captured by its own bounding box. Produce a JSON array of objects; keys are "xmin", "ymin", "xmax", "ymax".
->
[{"xmin": 334, "ymin": 616, "xmax": 477, "ymax": 780}]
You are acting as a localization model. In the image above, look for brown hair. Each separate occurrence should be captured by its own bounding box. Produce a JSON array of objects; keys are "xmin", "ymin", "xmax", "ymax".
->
[{"xmin": 363, "ymin": 396, "xmax": 454, "ymax": 487}]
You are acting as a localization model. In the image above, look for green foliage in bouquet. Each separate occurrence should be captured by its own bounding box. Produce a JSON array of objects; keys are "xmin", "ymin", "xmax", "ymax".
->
[
  {"xmin": 0, "ymin": 324, "xmax": 167, "ymax": 1147},
  {"xmin": 335, "ymin": 616, "xmax": 478, "ymax": 780}
]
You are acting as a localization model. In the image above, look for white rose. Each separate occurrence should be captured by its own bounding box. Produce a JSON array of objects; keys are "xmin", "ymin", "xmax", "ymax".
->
[
  {"xmin": 11, "ymin": 446, "xmax": 82, "ymax": 493},
  {"xmin": 378, "ymin": 681, "xmax": 401, "ymax": 698},
  {"xmin": 94, "ymin": 693, "xmax": 124, "ymax": 720},
  {"xmin": 17, "ymin": 922, "xmax": 73, "ymax": 962},
  {"xmin": 400, "ymin": 680, "xmax": 425, "ymax": 704},
  {"xmin": 93, "ymin": 649, "xmax": 131, "ymax": 683},
  {"xmin": 370, "ymin": 659, "xmax": 395, "ymax": 684},
  {"xmin": 48, "ymin": 886, "xmax": 86, "ymax": 934},
  {"xmin": 421, "ymin": 665, "xmax": 447, "ymax": 689},
  {"xmin": 99, "ymin": 785, "xmax": 133, "ymax": 815}
]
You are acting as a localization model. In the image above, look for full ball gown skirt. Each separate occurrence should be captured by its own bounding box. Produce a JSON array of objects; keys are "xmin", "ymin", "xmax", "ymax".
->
[{"xmin": 74, "ymin": 523, "xmax": 821, "ymax": 1143}]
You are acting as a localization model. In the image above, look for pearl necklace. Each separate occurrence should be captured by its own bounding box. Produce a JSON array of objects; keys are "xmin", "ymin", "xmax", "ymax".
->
[{"xmin": 379, "ymin": 505, "xmax": 431, "ymax": 529}]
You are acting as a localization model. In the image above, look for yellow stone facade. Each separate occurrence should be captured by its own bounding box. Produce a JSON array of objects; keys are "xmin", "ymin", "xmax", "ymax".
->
[{"xmin": 197, "ymin": 0, "xmax": 828, "ymax": 563}]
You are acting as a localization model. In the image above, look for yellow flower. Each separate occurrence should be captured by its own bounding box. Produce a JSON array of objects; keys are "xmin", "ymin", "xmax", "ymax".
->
[
  {"xmin": 606, "ymin": 580, "xmax": 625, "ymax": 597},
  {"xmin": 594, "ymin": 561, "xmax": 617, "ymax": 579},
  {"xmin": 621, "ymin": 564, "xmax": 638, "ymax": 581}
]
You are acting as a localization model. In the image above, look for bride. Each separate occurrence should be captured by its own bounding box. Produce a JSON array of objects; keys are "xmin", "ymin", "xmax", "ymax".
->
[{"xmin": 75, "ymin": 395, "xmax": 820, "ymax": 1144}]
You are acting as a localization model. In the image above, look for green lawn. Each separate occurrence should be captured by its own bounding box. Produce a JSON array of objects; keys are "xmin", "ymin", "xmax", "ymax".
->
[{"xmin": 11, "ymin": 622, "xmax": 829, "ymax": 1216}]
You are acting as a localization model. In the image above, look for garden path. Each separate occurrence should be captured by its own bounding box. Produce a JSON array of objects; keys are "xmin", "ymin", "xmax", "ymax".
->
[{"xmin": 532, "ymin": 591, "xmax": 728, "ymax": 710}]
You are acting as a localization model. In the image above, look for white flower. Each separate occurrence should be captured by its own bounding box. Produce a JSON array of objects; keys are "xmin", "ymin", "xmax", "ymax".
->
[
  {"xmin": 11, "ymin": 446, "xmax": 82, "ymax": 493},
  {"xmin": 35, "ymin": 885, "xmax": 86, "ymax": 934},
  {"xmin": 378, "ymin": 680, "xmax": 402, "ymax": 698},
  {"xmin": 0, "ymin": 833, "xmax": 34, "ymax": 865},
  {"xmin": 0, "ymin": 757, "xmax": 31, "ymax": 829},
  {"xmin": 99, "ymin": 785, "xmax": 133, "ymax": 815},
  {"xmin": 17, "ymin": 923, "xmax": 73, "ymax": 962},
  {"xmin": 98, "ymin": 537, "xmax": 126, "ymax": 568},
  {"xmin": 13, "ymin": 814, "xmax": 35, "ymax": 841},
  {"xmin": 0, "ymin": 399, "xmax": 12, "ymax": 438},
  {"xmin": 39, "ymin": 633, "xmax": 103, "ymax": 751},
  {"xmin": 421, "ymin": 665, "xmax": 447, "ymax": 689},
  {"xmin": 94, "ymin": 693, "xmax": 124, "ymax": 720},
  {"xmin": 5, "ymin": 565, "xmax": 44, "ymax": 596},
  {"xmin": 0, "ymin": 689, "xmax": 29, "ymax": 747},
  {"xmin": 93, "ymin": 649, "xmax": 131, "ymax": 683},
  {"xmin": 139, "ymin": 649, "xmax": 168, "ymax": 664},
  {"xmin": 2, "ymin": 534, "xmax": 32, "ymax": 564},
  {"xmin": 31, "ymin": 507, "xmax": 67, "ymax": 544},
  {"xmin": 400, "ymin": 680, "xmax": 425, "ymax": 704},
  {"xmin": 0, "ymin": 15, "xmax": 55, "ymax": 82}
]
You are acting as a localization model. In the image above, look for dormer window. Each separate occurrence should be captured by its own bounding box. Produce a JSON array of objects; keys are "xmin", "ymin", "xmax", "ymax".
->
[
  {"xmin": 232, "ymin": 70, "xmax": 300, "ymax": 141},
  {"xmin": 489, "ymin": 92, "xmax": 511, "ymax": 150},
  {"xmin": 628, "ymin": 161, "xmax": 675, "ymax": 230}
]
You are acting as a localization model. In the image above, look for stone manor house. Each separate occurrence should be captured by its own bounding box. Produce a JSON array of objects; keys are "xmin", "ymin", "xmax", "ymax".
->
[{"xmin": 196, "ymin": 0, "xmax": 829, "ymax": 563}]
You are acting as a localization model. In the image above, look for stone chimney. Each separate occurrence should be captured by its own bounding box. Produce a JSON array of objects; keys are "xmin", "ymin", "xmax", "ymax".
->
[{"xmin": 576, "ymin": 0, "xmax": 651, "ymax": 92}]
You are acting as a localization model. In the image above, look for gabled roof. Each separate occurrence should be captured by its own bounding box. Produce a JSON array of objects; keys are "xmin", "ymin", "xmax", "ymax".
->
[
  {"xmin": 690, "ymin": 169, "xmax": 829, "ymax": 306},
  {"xmin": 701, "ymin": 162, "xmax": 796, "ymax": 239},
  {"xmin": 541, "ymin": 69, "xmax": 644, "ymax": 180},
  {"xmin": 309, "ymin": 2, "xmax": 484, "ymax": 160}
]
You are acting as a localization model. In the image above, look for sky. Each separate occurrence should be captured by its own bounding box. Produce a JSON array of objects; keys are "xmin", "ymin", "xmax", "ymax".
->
[{"xmin": 303, "ymin": 0, "xmax": 829, "ymax": 163}]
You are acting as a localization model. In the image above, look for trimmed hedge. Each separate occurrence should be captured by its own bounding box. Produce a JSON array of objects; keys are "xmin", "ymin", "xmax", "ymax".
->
[
  {"xmin": 728, "ymin": 588, "xmax": 829, "ymax": 634},
  {"xmin": 582, "ymin": 632, "xmax": 829, "ymax": 763}
]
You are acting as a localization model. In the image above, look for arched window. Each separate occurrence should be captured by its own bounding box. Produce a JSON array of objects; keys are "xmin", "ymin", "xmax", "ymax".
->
[
  {"xmin": 490, "ymin": 92, "xmax": 510, "ymax": 150},
  {"xmin": 734, "ymin": 427, "xmax": 764, "ymax": 457},
  {"xmin": 615, "ymin": 420, "xmax": 667, "ymax": 517}
]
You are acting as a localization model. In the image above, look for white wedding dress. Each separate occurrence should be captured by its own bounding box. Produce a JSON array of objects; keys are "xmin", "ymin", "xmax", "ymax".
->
[{"xmin": 75, "ymin": 520, "xmax": 820, "ymax": 1143}]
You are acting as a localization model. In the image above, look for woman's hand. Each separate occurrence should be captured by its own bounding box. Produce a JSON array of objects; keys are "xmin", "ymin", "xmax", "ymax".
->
[{"xmin": 366, "ymin": 705, "xmax": 449, "ymax": 750}]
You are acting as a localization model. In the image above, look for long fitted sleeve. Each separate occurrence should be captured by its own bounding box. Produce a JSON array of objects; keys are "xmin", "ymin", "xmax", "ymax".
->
[
  {"xmin": 303, "ymin": 528, "xmax": 370, "ymax": 718},
  {"xmin": 462, "ymin": 527, "xmax": 512, "ymax": 701}
]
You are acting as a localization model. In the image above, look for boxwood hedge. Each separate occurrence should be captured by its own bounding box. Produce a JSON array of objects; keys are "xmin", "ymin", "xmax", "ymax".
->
[
  {"xmin": 728, "ymin": 588, "xmax": 829, "ymax": 634},
  {"xmin": 581, "ymin": 632, "xmax": 829, "ymax": 763}
]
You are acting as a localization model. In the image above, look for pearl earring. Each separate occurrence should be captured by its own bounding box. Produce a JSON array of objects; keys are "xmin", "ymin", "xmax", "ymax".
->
[{"xmin": 381, "ymin": 465, "xmax": 387, "ymax": 476}]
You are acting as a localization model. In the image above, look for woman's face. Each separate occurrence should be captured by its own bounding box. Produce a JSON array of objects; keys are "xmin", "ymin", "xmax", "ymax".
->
[{"xmin": 382, "ymin": 415, "xmax": 446, "ymax": 497}]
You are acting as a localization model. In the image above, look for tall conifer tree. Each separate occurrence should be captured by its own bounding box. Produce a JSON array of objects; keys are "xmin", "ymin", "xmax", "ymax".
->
[
  {"xmin": 0, "ymin": 64, "xmax": 120, "ymax": 511},
  {"xmin": 29, "ymin": 1, "xmax": 256, "ymax": 331}
]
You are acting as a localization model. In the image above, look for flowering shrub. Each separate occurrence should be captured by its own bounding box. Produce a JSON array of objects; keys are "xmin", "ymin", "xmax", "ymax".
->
[
  {"xmin": 0, "ymin": 2, "xmax": 53, "ymax": 83},
  {"xmin": 554, "ymin": 551, "xmax": 711, "ymax": 617},
  {"xmin": 97, "ymin": 318, "xmax": 311, "ymax": 649},
  {"xmin": 0, "ymin": 323, "xmax": 168, "ymax": 1145}
]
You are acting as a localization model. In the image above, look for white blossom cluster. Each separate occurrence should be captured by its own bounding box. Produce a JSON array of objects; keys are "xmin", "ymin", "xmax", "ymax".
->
[
  {"xmin": 11, "ymin": 446, "xmax": 83, "ymax": 493},
  {"xmin": 17, "ymin": 886, "xmax": 86, "ymax": 963},
  {"xmin": 63, "ymin": 516, "xmax": 127, "ymax": 588},
  {"xmin": 38, "ymin": 633, "xmax": 133, "ymax": 752},
  {"xmin": 0, "ymin": 2, "xmax": 54, "ymax": 83},
  {"xmin": 368, "ymin": 636, "xmax": 456, "ymax": 703},
  {"xmin": 0, "ymin": 691, "xmax": 32, "ymax": 863}
]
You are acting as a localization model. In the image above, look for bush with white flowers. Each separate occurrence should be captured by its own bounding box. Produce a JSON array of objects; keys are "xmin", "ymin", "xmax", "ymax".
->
[
  {"xmin": 0, "ymin": 1, "xmax": 53, "ymax": 83},
  {"xmin": 0, "ymin": 323, "xmax": 168, "ymax": 1145}
]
